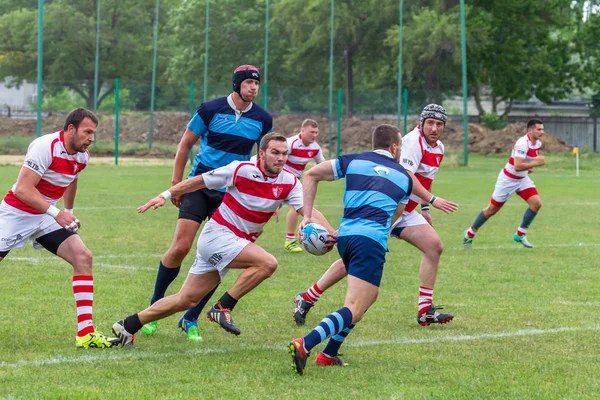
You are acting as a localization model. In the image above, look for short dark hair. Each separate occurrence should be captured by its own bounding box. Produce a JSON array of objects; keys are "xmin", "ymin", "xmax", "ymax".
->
[
  {"xmin": 63, "ymin": 108, "xmax": 98, "ymax": 131},
  {"xmin": 259, "ymin": 132, "xmax": 287, "ymax": 151},
  {"xmin": 372, "ymin": 124, "xmax": 401, "ymax": 150},
  {"xmin": 527, "ymin": 119, "xmax": 543, "ymax": 130}
]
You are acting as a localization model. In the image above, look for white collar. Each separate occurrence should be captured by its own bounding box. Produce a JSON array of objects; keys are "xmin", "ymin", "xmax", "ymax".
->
[
  {"xmin": 373, "ymin": 149, "xmax": 393, "ymax": 159},
  {"xmin": 227, "ymin": 94, "xmax": 253, "ymax": 114}
]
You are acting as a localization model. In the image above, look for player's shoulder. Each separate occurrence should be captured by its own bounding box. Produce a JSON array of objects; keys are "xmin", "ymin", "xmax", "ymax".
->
[
  {"xmin": 28, "ymin": 131, "xmax": 60, "ymax": 151},
  {"xmin": 247, "ymin": 102, "xmax": 272, "ymax": 122},
  {"xmin": 436, "ymin": 140, "xmax": 445, "ymax": 152},
  {"xmin": 197, "ymin": 96, "xmax": 229, "ymax": 116},
  {"xmin": 515, "ymin": 134, "xmax": 529, "ymax": 146}
]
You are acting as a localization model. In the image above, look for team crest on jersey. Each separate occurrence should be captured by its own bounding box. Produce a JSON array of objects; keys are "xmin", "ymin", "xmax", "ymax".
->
[
  {"xmin": 307, "ymin": 151, "xmax": 314, "ymax": 157},
  {"xmin": 435, "ymin": 156, "xmax": 441, "ymax": 165},
  {"xmin": 73, "ymin": 164, "xmax": 79, "ymax": 173},
  {"xmin": 272, "ymin": 185, "xmax": 283, "ymax": 198}
]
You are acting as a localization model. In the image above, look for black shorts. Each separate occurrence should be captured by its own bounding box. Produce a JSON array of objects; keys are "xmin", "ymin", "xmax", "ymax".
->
[
  {"xmin": 0, "ymin": 229, "xmax": 75, "ymax": 259},
  {"xmin": 178, "ymin": 188, "xmax": 225, "ymax": 224}
]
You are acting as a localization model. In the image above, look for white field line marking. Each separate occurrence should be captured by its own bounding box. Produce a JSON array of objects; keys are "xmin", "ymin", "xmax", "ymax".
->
[
  {"xmin": 70, "ymin": 201, "xmax": 600, "ymax": 211},
  {"xmin": 556, "ymin": 300, "xmax": 600, "ymax": 307},
  {"xmin": 1, "ymin": 325, "xmax": 598, "ymax": 369},
  {"xmin": 452, "ymin": 243, "xmax": 600, "ymax": 251},
  {"xmin": 7, "ymin": 254, "xmax": 165, "ymax": 262}
]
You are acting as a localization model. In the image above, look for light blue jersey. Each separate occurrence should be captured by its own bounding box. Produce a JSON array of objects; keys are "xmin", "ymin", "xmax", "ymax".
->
[
  {"xmin": 187, "ymin": 95, "xmax": 272, "ymax": 191},
  {"xmin": 331, "ymin": 150, "xmax": 412, "ymax": 249}
]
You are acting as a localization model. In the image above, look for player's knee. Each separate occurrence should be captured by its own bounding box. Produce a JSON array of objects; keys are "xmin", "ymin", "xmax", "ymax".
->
[
  {"xmin": 72, "ymin": 248, "xmax": 93, "ymax": 274},
  {"xmin": 77, "ymin": 247, "xmax": 93, "ymax": 267},
  {"xmin": 532, "ymin": 200, "xmax": 542, "ymax": 212},
  {"xmin": 432, "ymin": 239, "xmax": 444, "ymax": 257},
  {"xmin": 262, "ymin": 256, "xmax": 278, "ymax": 277},
  {"xmin": 169, "ymin": 241, "xmax": 193, "ymax": 261}
]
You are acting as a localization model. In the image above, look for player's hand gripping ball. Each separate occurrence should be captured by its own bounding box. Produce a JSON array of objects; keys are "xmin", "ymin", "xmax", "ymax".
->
[{"xmin": 300, "ymin": 223, "xmax": 330, "ymax": 256}]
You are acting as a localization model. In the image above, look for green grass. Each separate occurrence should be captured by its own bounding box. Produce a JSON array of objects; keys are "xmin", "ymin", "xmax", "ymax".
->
[
  {"xmin": 0, "ymin": 137, "xmax": 178, "ymax": 157},
  {"xmin": 0, "ymin": 154, "xmax": 599, "ymax": 399}
]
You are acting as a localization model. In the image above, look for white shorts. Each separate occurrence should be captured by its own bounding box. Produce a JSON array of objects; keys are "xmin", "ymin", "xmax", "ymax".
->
[
  {"xmin": 189, "ymin": 219, "xmax": 251, "ymax": 278},
  {"xmin": 390, "ymin": 210, "xmax": 428, "ymax": 238},
  {"xmin": 0, "ymin": 201, "xmax": 62, "ymax": 253},
  {"xmin": 491, "ymin": 171, "xmax": 538, "ymax": 206}
]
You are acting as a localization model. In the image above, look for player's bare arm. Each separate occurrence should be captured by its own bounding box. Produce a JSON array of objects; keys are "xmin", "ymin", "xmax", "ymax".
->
[
  {"xmin": 406, "ymin": 170, "xmax": 458, "ymax": 214},
  {"xmin": 390, "ymin": 202, "xmax": 407, "ymax": 228},
  {"xmin": 171, "ymin": 128, "xmax": 200, "ymax": 207},
  {"xmin": 13, "ymin": 168, "xmax": 80, "ymax": 231},
  {"xmin": 299, "ymin": 161, "xmax": 335, "ymax": 227},
  {"xmin": 138, "ymin": 174, "xmax": 208, "ymax": 213},
  {"xmin": 514, "ymin": 156, "xmax": 545, "ymax": 172},
  {"xmin": 63, "ymin": 178, "xmax": 78, "ymax": 210},
  {"xmin": 420, "ymin": 201, "xmax": 434, "ymax": 226}
]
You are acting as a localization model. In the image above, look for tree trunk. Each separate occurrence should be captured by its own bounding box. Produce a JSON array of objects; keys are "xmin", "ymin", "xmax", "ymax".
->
[
  {"xmin": 473, "ymin": 83, "xmax": 485, "ymax": 117},
  {"xmin": 501, "ymin": 99, "xmax": 513, "ymax": 118},
  {"xmin": 344, "ymin": 47, "xmax": 353, "ymax": 116}
]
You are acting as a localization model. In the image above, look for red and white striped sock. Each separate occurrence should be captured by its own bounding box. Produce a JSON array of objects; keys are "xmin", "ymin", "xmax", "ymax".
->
[
  {"xmin": 418, "ymin": 286, "xmax": 433, "ymax": 314},
  {"xmin": 303, "ymin": 283, "xmax": 323, "ymax": 304},
  {"xmin": 466, "ymin": 227, "xmax": 477, "ymax": 238},
  {"xmin": 516, "ymin": 227, "xmax": 527, "ymax": 237},
  {"xmin": 73, "ymin": 275, "xmax": 94, "ymax": 337},
  {"xmin": 286, "ymin": 233, "xmax": 295, "ymax": 241}
]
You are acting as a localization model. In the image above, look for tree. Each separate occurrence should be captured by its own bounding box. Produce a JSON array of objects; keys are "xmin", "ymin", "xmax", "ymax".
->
[
  {"xmin": 0, "ymin": 0, "xmax": 171, "ymax": 110},
  {"xmin": 467, "ymin": 0, "xmax": 583, "ymax": 117},
  {"xmin": 273, "ymin": 0, "xmax": 399, "ymax": 115}
]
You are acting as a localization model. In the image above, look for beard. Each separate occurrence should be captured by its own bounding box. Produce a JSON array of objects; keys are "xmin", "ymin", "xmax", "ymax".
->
[{"xmin": 263, "ymin": 163, "xmax": 283, "ymax": 177}]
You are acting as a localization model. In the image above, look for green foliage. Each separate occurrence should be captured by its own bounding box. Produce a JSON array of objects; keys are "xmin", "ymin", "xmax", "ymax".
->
[
  {"xmin": 42, "ymin": 89, "xmax": 82, "ymax": 112},
  {"xmin": 480, "ymin": 112, "xmax": 508, "ymax": 130},
  {"xmin": 0, "ymin": 0, "xmax": 168, "ymax": 109}
]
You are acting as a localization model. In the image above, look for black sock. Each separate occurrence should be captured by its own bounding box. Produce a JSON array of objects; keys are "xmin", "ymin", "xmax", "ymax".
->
[
  {"xmin": 123, "ymin": 314, "xmax": 143, "ymax": 335},
  {"xmin": 150, "ymin": 262, "xmax": 181, "ymax": 305},
  {"xmin": 218, "ymin": 291, "xmax": 238, "ymax": 311}
]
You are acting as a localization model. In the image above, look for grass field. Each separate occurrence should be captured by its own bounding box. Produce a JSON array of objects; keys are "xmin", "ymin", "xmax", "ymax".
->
[{"xmin": 1, "ymin": 153, "xmax": 599, "ymax": 399}]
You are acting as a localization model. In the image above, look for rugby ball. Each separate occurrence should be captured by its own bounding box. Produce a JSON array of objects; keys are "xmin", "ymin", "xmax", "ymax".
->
[{"xmin": 300, "ymin": 223, "xmax": 330, "ymax": 256}]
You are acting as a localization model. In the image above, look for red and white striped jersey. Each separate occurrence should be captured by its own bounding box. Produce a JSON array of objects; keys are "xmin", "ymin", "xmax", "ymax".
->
[
  {"xmin": 202, "ymin": 159, "xmax": 303, "ymax": 242},
  {"xmin": 399, "ymin": 126, "xmax": 444, "ymax": 213},
  {"xmin": 502, "ymin": 134, "xmax": 542, "ymax": 180},
  {"xmin": 284, "ymin": 134, "xmax": 325, "ymax": 177},
  {"xmin": 3, "ymin": 131, "xmax": 89, "ymax": 214}
]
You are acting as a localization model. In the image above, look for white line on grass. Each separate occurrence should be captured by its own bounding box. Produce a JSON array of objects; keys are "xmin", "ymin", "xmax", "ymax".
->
[
  {"xmin": 69, "ymin": 201, "xmax": 600, "ymax": 211},
  {"xmin": 556, "ymin": 300, "xmax": 600, "ymax": 307},
  {"xmin": 452, "ymin": 243, "xmax": 600, "ymax": 251},
  {"xmin": 1, "ymin": 325, "xmax": 598, "ymax": 369}
]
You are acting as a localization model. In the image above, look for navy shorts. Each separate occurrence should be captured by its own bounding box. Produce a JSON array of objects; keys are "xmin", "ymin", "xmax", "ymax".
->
[
  {"xmin": 178, "ymin": 188, "xmax": 225, "ymax": 224},
  {"xmin": 337, "ymin": 235, "xmax": 387, "ymax": 287}
]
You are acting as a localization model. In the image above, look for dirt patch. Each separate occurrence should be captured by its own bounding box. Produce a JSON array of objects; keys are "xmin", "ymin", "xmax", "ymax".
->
[{"xmin": 0, "ymin": 112, "xmax": 571, "ymax": 155}]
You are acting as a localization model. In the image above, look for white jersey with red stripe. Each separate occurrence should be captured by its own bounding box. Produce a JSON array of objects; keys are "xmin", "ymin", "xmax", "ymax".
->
[
  {"xmin": 399, "ymin": 126, "xmax": 444, "ymax": 213},
  {"xmin": 284, "ymin": 134, "xmax": 325, "ymax": 178},
  {"xmin": 202, "ymin": 159, "xmax": 303, "ymax": 242},
  {"xmin": 502, "ymin": 134, "xmax": 542, "ymax": 180},
  {"xmin": 3, "ymin": 131, "xmax": 89, "ymax": 214}
]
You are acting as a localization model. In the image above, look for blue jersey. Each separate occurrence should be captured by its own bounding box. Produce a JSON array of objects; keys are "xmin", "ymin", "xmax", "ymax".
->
[
  {"xmin": 187, "ymin": 95, "xmax": 272, "ymax": 189},
  {"xmin": 332, "ymin": 150, "xmax": 412, "ymax": 249}
]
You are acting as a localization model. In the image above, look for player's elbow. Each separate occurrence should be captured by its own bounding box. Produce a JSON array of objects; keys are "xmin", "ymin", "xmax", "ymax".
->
[{"xmin": 13, "ymin": 184, "xmax": 30, "ymax": 202}]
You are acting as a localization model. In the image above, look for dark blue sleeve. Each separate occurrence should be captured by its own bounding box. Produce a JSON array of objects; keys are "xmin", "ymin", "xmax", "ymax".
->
[
  {"xmin": 336, "ymin": 154, "xmax": 358, "ymax": 177},
  {"xmin": 197, "ymin": 102, "xmax": 214, "ymax": 131}
]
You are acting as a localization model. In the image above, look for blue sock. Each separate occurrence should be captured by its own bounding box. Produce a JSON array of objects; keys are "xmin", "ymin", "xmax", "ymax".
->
[
  {"xmin": 472, "ymin": 210, "xmax": 489, "ymax": 230},
  {"xmin": 303, "ymin": 307, "xmax": 353, "ymax": 352},
  {"xmin": 182, "ymin": 283, "xmax": 220, "ymax": 322},
  {"xmin": 520, "ymin": 208, "xmax": 538, "ymax": 229},
  {"xmin": 150, "ymin": 262, "xmax": 180, "ymax": 305},
  {"xmin": 322, "ymin": 323, "xmax": 356, "ymax": 357}
]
